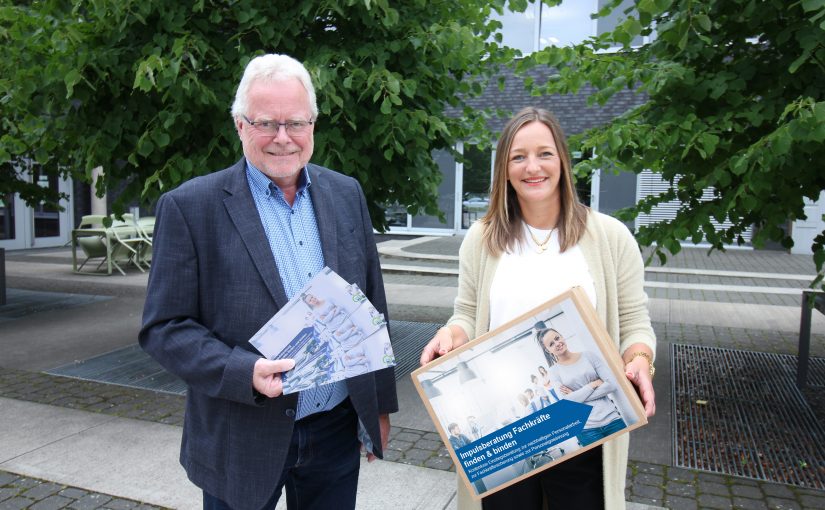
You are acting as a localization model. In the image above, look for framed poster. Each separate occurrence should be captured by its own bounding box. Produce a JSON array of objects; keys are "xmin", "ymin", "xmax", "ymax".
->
[{"xmin": 411, "ymin": 287, "xmax": 647, "ymax": 499}]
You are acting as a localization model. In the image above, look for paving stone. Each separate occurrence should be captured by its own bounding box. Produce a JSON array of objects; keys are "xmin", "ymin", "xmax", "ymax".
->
[
  {"xmin": 413, "ymin": 439, "xmax": 443, "ymax": 451},
  {"xmin": 634, "ymin": 472, "xmax": 666, "ymax": 486},
  {"xmin": 402, "ymin": 448, "xmax": 433, "ymax": 462},
  {"xmin": 393, "ymin": 431, "xmax": 423, "ymax": 443},
  {"xmin": 663, "ymin": 494, "xmax": 698, "ymax": 510},
  {"xmin": 70, "ymin": 493, "xmax": 113, "ymax": 510},
  {"xmin": 0, "ymin": 488, "xmax": 20, "ymax": 502},
  {"xmin": 101, "ymin": 499, "xmax": 139, "ymax": 510},
  {"xmin": 423, "ymin": 457, "xmax": 454, "ymax": 471},
  {"xmin": 731, "ymin": 496, "xmax": 768, "ymax": 509},
  {"xmin": 0, "ymin": 473, "xmax": 18, "ymax": 487},
  {"xmin": 764, "ymin": 497, "xmax": 802, "ymax": 510},
  {"xmin": 9, "ymin": 478, "xmax": 38, "ymax": 490},
  {"xmin": 382, "ymin": 449, "xmax": 403, "ymax": 462},
  {"xmin": 696, "ymin": 471, "xmax": 728, "ymax": 483},
  {"xmin": 120, "ymin": 408, "xmax": 150, "ymax": 419},
  {"xmin": 730, "ymin": 484, "xmax": 764, "ymax": 498},
  {"xmin": 58, "ymin": 488, "xmax": 88, "ymax": 500},
  {"xmin": 627, "ymin": 496, "xmax": 663, "ymax": 508},
  {"xmin": 422, "ymin": 432, "xmax": 442, "ymax": 441},
  {"xmin": 30, "ymin": 494, "xmax": 74, "ymax": 510},
  {"xmin": 0, "ymin": 487, "xmax": 20, "ymax": 503},
  {"xmin": 696, "ymin": 493, "xmax": 733, "ymax": 509},
  {"xmin": 761, "ymin": 483, "xmax": 796, "ymax": 499},
  {"xmin": 634, "ymin": 462, "xmax": 665, "ymax": 476},
  {"xmin": 697, "ymin": 481, "xmax": 729, "ymax": 496},
  {"xmin": 23, "ymin": 482, "xmax": 63, "ymax": 500},
  {"xmin": 0, "ymin": 498, "xmax": 34, "ymax": 510},
  {"xmin": 730, "ymin": 477, "xmax": 760, "ymax": 487},
  {"xmin": 631, "ymin": 483, "xmax": 665, "ymax": 500},
  {"xmin": 387, "ymin": 439, "xmax": 413, "ymax": 452},
  {"xmin": 107, "ymin": 395, "xmax": 135, "ymax": 405},
  {"xmin": 799, "ymin": 493, "xmax": 825, "ymax": 507},
  {"xmin": 666, "ymin": 480, "xmax": 698, "ymax": 498}
]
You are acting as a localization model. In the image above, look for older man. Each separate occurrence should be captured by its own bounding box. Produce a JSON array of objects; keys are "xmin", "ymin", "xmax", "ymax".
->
[{"xmin": 140, "ymin": 54, "xmax": 396, "ymax": 510}]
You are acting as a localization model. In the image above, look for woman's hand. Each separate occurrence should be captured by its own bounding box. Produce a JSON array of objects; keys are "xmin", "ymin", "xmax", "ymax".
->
[
  {"xmin": 624, "ymin": 350, "xmax": 656, "ymax": 417},
  {"xmin": 589, "ymin": 378, "xmax": 604, "ymax": 389},
  {"xmin": 420, "ymin": 325, "xmax": 468, "ymax": 365},
  {"xmin": 559, "ymin": 385, "xmax": 573, "ymax": 395}
]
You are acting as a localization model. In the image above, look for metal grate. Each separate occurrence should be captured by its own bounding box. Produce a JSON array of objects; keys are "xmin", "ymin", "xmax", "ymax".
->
[
  {"xmin": 672, "ymin": 344, "xmax": 825, "ymax": 488},
  {"xmin": 46, "ymin": 343, "xmax": 187, "ymax": 395},
  {"xmin": 389, "ymin": 320, "xmax": 441, "ymax": 379},
  {"xmin": 45, "ymin": 320, "xmax": 441, "ymax": 393},
  {"xmin": 0, "ymin": 288, "xmax": 111, "ymax": 323}
]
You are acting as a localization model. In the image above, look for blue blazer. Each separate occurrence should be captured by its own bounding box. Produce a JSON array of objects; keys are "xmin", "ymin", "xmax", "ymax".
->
[{"xmin": 140, "ymin": 159, "xmax": 397, "ymax": 510}]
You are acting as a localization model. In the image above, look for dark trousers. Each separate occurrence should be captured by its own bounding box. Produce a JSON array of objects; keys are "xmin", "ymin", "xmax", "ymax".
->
[
  {"xmin": 481, "ymin": 446, "xmax": 604, "ymax": 510},
  {"xmin": 204, "ymin": 398, "xmax": 361, "ymax": 510}
]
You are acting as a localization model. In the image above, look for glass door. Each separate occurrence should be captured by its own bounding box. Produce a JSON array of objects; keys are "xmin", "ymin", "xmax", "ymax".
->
[
  {"xmin": 0, "ymin": 191, "xmax": 25, "ymax": 250},
  {"xmin": 31, "ymin": 166, "xmax": 72, "ymax": 247},
  {"xmin": 461, "ymin": 144, "xmax": 493, "ymax": 229},
  {"xmin": 0, "ymin": 162, "xmax": 72, "ymax": 250}
]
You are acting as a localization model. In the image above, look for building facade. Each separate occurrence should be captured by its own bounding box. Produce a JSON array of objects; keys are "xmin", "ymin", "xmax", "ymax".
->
[
  {"xmin": 386, "ymin": 0, "xmax": 822, "ymax": 255},
  {"xmin": 3, "ymin": 1, "xmax": 821, "ymax": 253}
]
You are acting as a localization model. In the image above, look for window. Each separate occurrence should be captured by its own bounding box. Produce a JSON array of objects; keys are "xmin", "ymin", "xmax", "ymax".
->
[
  {"xmin": 492, "ymin": 0, "xmax": 598, "ymax": 54},
  {"xmin": 461, "ymin": 145, "xmax": 494, "ymax": 229},
  {"xmin": 539, "ymin": 0, "xmax": 597, "ymax": 49},
  {"xmin": 491, "ymin": 5, "xmax": 540, "ymax": 54},
  {"xmin": 493, "ymin": 1, "xmax": 650, "ymax": 54}
]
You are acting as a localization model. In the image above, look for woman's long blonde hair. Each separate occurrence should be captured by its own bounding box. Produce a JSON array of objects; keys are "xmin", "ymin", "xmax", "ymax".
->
[{"xmin": 481, "ymin": 107, "xmax": 588, "ymax": 256}]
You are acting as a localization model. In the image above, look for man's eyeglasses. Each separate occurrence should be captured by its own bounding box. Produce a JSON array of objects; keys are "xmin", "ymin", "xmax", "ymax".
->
[{"xmin": 242, "ymin": 115, "xmax": 314, "ymax": 136}]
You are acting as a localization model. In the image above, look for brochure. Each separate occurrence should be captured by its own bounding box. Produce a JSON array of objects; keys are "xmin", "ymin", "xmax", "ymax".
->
[
  {"xmin": 411, "ymin": 287, "xmax": 647, "ymax": 499},
  {"xmin": 249, "ymin": 267, "xmax": 395, "ymax": 394}
]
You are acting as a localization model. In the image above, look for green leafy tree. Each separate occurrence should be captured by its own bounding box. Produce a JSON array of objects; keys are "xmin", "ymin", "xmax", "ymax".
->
[
  {"xmin": 518, "ymin": 0, "xmax": 825, "ymax": 285},
  {"xmin": 1, "ymin": 0, "xmax": 517, "ymax": 228}
]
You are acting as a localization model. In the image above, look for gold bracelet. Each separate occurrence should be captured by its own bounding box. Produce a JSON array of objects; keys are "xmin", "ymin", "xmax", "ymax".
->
[{"xmin": 628, "ymin": 351, "xmax": 655, "ymax": 378}]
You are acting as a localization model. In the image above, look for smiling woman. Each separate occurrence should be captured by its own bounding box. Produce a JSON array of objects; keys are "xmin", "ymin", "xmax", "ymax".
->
[{"xmin": 420, "ymin": 107, "xmax": 657, "ymax": 510}]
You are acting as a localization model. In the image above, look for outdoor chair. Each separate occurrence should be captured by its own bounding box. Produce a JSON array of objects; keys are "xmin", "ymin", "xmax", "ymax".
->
[
  {"xmin": 72, "ymin": 213, "xmax": 150, "ymax": 275},
  {"xmin": 109, "ymin": 213, "xmax": 160, "ymax": 274},
  {"xmin": 135, "ymin": 216, "xmax": 155, "ymax": 266},
  {"xmin": 73, "ymin": 215, "xmax": 109, "ymax": 273}
]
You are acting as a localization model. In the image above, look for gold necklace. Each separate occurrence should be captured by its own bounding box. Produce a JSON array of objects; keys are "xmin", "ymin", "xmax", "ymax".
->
[{"xmin": 526, "ymin": 224, "xmax": 555, "ymax": 253}]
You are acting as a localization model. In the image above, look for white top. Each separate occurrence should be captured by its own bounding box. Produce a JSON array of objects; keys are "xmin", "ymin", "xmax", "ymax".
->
[
  {"xmin": 489, "ymin": 223, "xmax": 597, "ymax": 330},
  {"xmin": 549, "ymin": 351, "xmax": 622, "ymax": 428}
]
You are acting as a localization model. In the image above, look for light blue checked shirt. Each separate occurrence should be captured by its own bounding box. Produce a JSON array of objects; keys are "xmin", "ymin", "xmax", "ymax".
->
[{"xmin": 246, "ymin": 161, "xmax": 348, "ymax": 420}]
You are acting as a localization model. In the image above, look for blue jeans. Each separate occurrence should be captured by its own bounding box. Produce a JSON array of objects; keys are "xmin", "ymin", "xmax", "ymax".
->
[
  {"xmin": 577, "ymin": 417, "xmax": 626, "ymax": 447},
  {"xmin": 204, "ymin": 398, "xmax": 360, "ymax": 510}
]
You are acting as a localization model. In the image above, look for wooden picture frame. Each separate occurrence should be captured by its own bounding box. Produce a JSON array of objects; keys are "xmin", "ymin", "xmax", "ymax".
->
[{"xmin": 411, "ymin": 287, "xmax": 648, "ymax": 499}]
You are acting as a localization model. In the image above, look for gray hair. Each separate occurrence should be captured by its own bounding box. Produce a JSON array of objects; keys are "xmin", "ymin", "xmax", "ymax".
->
[{"xmin": 230, "ymin": 54, "xmax": 318, "ymax": 119}]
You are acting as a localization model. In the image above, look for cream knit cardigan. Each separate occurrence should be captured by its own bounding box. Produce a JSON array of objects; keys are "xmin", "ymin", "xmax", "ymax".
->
[{"xmin": 448, "ymin": 210, "xmax": 656, "ymax": 510}]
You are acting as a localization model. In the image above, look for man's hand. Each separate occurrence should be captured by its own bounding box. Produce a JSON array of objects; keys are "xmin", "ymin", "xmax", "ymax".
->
[
  {"xmin": 365, "ymin": 414, "xmax": 391, "ymax": 463},
  {"xmin": 253, "ymin": 358, "xmax": 295, "ymax": 398}
]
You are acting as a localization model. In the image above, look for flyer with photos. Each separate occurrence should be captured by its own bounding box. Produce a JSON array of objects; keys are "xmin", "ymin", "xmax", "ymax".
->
[
  {"xmin": 249, "ymin": 267, "xmax": 395, "ymax": 394},
  {"xmin": 411, "ymin": 287, "xmax": 647, "ymax": 499}
]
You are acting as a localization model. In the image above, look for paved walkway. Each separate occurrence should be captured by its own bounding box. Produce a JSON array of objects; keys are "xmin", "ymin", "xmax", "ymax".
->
[{"xmin": 1, "ymin": 238, "xmax": 824, "ymax": 509}]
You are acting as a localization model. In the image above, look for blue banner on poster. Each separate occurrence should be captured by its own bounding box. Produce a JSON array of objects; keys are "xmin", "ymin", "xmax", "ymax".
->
[
  {"xmin": 276, "ymin": 326, "xmax": 317, "ymax": 359},
  {"xmin": 453, "ymin": 400, "xmax": 591, "ymax": 482}
]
